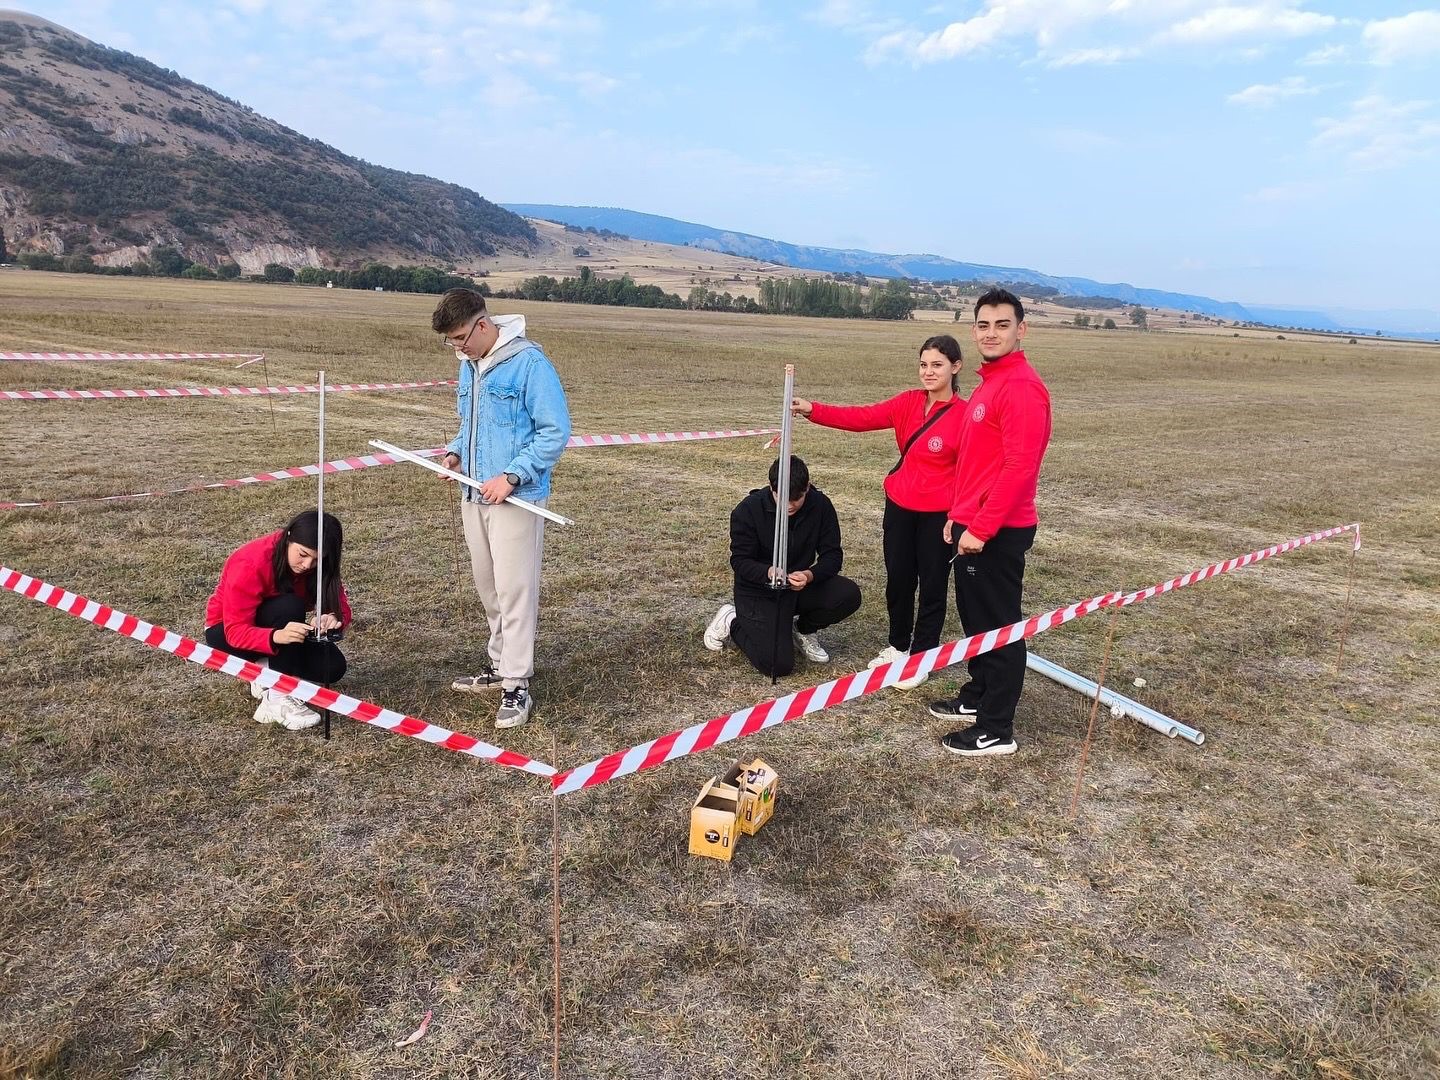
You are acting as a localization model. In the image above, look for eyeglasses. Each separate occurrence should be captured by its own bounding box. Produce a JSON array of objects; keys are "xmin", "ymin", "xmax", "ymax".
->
[{"xmin": 441, "ymin": 316, "xmax": 486, "ymax": 351}]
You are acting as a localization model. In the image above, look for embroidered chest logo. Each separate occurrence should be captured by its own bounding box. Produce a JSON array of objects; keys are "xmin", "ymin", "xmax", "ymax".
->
[
  {"xmin": 927, "ymin": 436, "xmax": 944, "ymax": 452},
  {"xmin": 972, "ymin": 403, "xmax": 986, "ymax": 422}
]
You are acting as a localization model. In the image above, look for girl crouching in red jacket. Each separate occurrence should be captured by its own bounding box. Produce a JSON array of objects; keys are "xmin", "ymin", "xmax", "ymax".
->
[{"xmin": 204, "ymin": 509, "xmax": 351, "ymax": 730}]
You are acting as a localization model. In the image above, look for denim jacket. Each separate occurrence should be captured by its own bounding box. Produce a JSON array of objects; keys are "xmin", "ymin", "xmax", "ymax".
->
[{"xmin": 445, "ymin": 318, "xmax": 571, "ymax": 502}]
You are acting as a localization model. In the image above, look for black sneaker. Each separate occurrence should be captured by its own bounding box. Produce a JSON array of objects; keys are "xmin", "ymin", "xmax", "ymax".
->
[
  {"xmin": 927, "ymin": 696, "xmax": 979, "ymax": 721},
  {"xmin": 941, "ymin": 725, "xmax": 1017, "ymax": 757}
]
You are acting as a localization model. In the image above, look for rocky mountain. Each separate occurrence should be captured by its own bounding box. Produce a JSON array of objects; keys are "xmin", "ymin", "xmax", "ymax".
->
[{"xmin": 0, "ymin": 11, "xmax": 535, "ymax": 273}]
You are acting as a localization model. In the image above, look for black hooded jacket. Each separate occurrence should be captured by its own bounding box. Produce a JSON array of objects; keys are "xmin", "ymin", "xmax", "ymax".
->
[{"xmin": 729, "ymin": 486, "xmax": 844, "ymax": 598}]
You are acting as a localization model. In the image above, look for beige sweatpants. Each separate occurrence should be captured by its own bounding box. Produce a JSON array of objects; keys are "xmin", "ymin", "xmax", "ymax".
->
[{"xmin": 460, "ymin": 498, "xmax": 546, "ymax": 690}]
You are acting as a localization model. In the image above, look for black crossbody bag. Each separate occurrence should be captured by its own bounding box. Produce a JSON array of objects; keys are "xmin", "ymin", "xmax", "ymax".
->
[{"xmin": 887, "ymin": 401, "xmax": 954, "ymax": 476}]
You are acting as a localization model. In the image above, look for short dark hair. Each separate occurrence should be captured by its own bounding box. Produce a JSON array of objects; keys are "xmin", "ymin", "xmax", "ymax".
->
[
  {"xmin": 768, "ymin": 454, "xmax": 810, "ymax": 500},
  {"xmin": 432, "ymin": 288, "xmax": 488, "ymax": 334},
  {"xmin": 974, "ymin": 287, "xmax": 1025, "ymax": 323}
]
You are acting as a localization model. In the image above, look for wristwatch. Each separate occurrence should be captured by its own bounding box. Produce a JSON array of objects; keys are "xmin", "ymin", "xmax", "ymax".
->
[{"xmin": 504, "ymin": 472, "xmax": 521, "ymax": 486}]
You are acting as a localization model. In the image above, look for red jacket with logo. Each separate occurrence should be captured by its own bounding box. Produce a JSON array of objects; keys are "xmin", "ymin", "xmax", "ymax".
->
[
  {"xmin": 204, "ymin": 530, "xmax": 353, "ymax": 654},
  {"xmin": 948, "ymin": 351, "xmax": 1051, "ymax": 540},
  {"xmin": 808, "ymin": 389, "xmax": 966, "ymax": 512}
]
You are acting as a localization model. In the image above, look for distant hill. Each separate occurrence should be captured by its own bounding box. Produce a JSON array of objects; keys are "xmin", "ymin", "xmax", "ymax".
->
[
  {"xmin": 0, "ymin": 11, "xmax": 536, "ymax": 273},
  {"xmin": 504, "ymin": 204, "xmax": 1257, "ymax": 322}
]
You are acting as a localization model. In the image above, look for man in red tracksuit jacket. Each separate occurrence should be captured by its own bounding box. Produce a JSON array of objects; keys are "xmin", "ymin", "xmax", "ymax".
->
[{"xmin": 928, "ymin": 287, "xmax": 1052, "ymax": 756}]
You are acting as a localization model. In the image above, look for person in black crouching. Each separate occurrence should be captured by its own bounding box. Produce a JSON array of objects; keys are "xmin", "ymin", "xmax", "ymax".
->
[{"xmin": 704, "ymin": 455, "xmax": 862, "ymax": 677}]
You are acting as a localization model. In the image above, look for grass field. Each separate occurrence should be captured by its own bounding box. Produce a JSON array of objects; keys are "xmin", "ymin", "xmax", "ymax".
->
[{"xmin": 1, "ymin": 270, "xmax": 1437, "ymax": 1079}]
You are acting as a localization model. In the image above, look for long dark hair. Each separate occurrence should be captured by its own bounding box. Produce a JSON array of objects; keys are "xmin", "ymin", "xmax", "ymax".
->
[
  {"xmin": 920, "ymin": 334, "xmax": 963, "ymax": 392},
  {"xmin": 270, "ymin": 509, "xmax": 344, "ymax": 618}
]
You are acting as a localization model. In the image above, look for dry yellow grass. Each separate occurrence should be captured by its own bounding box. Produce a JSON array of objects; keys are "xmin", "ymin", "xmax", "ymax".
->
[{"xmin": 1, "ymin": 269, "xmax": 1437, "ymax": 1078}]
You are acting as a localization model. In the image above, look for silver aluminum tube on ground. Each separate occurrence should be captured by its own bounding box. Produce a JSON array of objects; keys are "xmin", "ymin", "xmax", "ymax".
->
[
  {"xmin": 1026, "ymin": 652, "xmax": 1205, "ymax": 746},
  {"xmin": 314, "ymin": 370, "xmax": 327, "ymax": 637},
  {"xmin": 770, "ymin": 364, "xmax": 795, "ymax": 590}
]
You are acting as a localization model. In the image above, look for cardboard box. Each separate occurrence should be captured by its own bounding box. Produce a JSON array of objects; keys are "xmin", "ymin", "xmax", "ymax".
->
[
  {"xmin": 689, "ymin": 777, "xmax": 740, "ymax": 861},
  {"xmin": 722, "ymin": 757, "xmax": 780, "ymax": 836}
]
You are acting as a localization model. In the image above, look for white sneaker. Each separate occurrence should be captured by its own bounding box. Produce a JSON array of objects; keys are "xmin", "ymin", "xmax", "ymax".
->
[
  {"xmin": 793, "ymin": 624, "xmax": 829, "ymax": 663},
  {"xmin": 253, "ymin": 694, "xmax": 280, "ymax": 725},
  {"xmin": 868, "ymin": 645, "xmax": 905, "ymax": 669},
  {"xmin": 496, "ymin": 686, "xmax": 532, "ymax": 729},
  {"xmin": 262, "ymin": 689, "xmax": 321, "ymax": 731},
  {"xmin": 704, "ymin": 603, "xmax": 736, "ymax": 651},
  {"xmin": 250, "ymin": 658, "xmax": 269, "ymax": 700},
  {"xmin": 894, "ymin": 666, "xmax": 930, "ymax": 691}
]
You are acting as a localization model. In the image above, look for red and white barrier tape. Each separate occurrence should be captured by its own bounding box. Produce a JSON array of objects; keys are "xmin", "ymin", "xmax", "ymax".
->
[
  {"xmin": 1118, "ymin": 523, "xmax": 1360, "ymax": 606},
  {"xmin": 2, "ymin": 380, "xmax": 457, "ymax": 401},
  {"xmin": 550, "ymin": 521, "xmax": 1361, "ymax": 794},
  {"xmin": 0, "ymin": 566, "xmax": 554, "ymax": 778},
  {"xmin": 0, "ymin": 351, "xmax": 264, "ymax": 363},
  {"xmin": 0, "ymin": 430, "xmax": 777, "ymax": 510}
]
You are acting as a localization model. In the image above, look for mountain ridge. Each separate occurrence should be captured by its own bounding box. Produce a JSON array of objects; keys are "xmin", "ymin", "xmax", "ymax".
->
[
  {"xmin": 504, "ymin": 204, "xmax": 1440, "ymax": 338},
  {"xmin": 503, "ymin": 203, "xmax": 1256, "ymax": 322},
  {"xmin": 0, "ymin": 10, "xmax": 535, "ymax": 273}
]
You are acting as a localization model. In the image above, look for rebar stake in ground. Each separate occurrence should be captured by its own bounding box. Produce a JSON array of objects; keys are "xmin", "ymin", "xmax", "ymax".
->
[{"xmin": 1070, "ymin": 603, "xmax": 1123, "ymax": 819}]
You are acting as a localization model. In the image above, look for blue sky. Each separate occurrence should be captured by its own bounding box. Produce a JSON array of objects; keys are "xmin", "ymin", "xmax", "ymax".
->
[{"xmin": 15, "ymin": 1, "xmax": 1440, "ymax": 312}]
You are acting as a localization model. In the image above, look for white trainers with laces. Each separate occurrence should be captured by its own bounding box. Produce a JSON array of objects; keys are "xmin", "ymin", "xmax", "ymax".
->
[
  {"xmin": 793, "ymin": 622, "xmax": 830, "ymax": 664},
  {"xmin": 868, "ymin": 645, "xmax": 905, "ymax": 669},
  {"xmin": 256, "ymin": 689, "xmax": 321, "ymax": 731},
  {"xmin": 704, "ymin": 603, "xmax": 736, "ymax": 651}
]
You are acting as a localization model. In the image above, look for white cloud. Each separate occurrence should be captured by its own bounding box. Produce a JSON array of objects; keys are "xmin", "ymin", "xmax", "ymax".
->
[
  {"xmin": 1299, "ymin": 43, "xmax": 1348, "ymax": 65},
  {"xmin": 1227, "ymin": 75, "xmax": 1318, "ymax": 107},
  {"xmin": 1157, "ymin": 3, "xmax": 1337, "ymax": 45},
  {"xmin": 808, "ymin": 0, "xmax": 876, "ymax": 29},
  {"xmin": 1246, "ymin": 179, "xmax": 1328, "ymax": 202},
  {"xmin": 1363, "ymin": 10, "xmax": 1440, "ymax": 64},
  {"xmin": 866, "ymin": 1, "xmax": 1340, "ymax": 66},
  {"xmin": 1313, "ymin": 94, "xmax": 1440, "ymax": 171},
  {"xmin": 1047, "ymin": 46, "xmax": 1141, "ymax": 68},
  {"xmin": 560, "ymin": 70, "xmax": 622, "ymax": 95}
]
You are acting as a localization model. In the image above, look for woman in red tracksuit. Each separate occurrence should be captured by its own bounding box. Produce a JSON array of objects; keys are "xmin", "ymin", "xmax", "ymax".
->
[
  {"xmin": 204, "ymin": 509, "xmax": 352, "ymax": 731},
  {"xmin": 792, "ymin": 335, "xmax": 966, "ymax": 689}
]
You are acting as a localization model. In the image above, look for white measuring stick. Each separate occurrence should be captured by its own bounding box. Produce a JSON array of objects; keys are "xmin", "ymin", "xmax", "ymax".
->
[
  {"xmin": 770, "ymin": 364, "xmax": 795, "ymax": 589},
  {"xmin": 367, "ymin": 439, "xmax": 574, "ymax": 526},
  {"xmin": 314, "ymin": 371, "xmax": 328, "ymax": 637}
]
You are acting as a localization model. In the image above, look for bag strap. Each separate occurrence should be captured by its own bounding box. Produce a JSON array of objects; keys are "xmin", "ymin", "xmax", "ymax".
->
[{"xmin": 887, "ymin": 400, "xmax": 953, "ymax": 476}]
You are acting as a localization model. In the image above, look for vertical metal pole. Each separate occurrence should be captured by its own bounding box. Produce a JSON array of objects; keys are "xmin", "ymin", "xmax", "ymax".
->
[
  {"xmin": 1070, "ymin": 604, "xmax": 1123, "ymax": 819},
  {"xmin": 315, "ymin": 370, "xmax": 326, "ymax": 630},
  {"xmin": 770, "ymin": 365, "xmax": 795, "ymax": 685},
  {"xmin": 316, "ymin": 370, "xmax": 331, "ymax": 741},
  {"xmin": 1334, "ymin": 530, "xmax": 1359, "ymax": 674},
  {"xmin": 550, "ymin": 735, "xmax": 562, "ymax": 1080},
  {"xmin": 261, "ymin": 353, "xmax": 277, "ymax": 435}
]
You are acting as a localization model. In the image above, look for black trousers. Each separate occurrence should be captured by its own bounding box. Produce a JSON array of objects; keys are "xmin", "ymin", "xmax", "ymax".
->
[
  {"xmin": 204, "ymin": 592, "xmax": 347, "ymax": 686},
  {"xmin": 731, "ymin": 575, "xmax": 862, "ymax": 678},
  {"xmin": 882, "ymin": 498, "xmax": 953, "ymax": 653},
  {"xmin": 951, "ymin": 525, "xmax": 1036, "ymax": 739}
]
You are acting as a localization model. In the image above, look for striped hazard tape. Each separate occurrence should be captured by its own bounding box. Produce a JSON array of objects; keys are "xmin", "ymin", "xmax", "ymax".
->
[
  {"xmin": 550, "ymin": 521, "xmax": 1361, "ymax": 794},
  {"xmin": 0, "ymin": 351, "xmax": 265, "ymax": 363},
  {"xmin": 0, "ymin": 566, "xmax": 554, "ymax": 778},
  {"xmin": 0, "ymin": 523, "xmax": 1360, "ymax": 789},
  {"xmin": 0, "ymin": 430, "xmax": 778, "ymax": 510},
  {"xmin": 2, "ymin": 379, "xmax": 458, "ymax": 401}
]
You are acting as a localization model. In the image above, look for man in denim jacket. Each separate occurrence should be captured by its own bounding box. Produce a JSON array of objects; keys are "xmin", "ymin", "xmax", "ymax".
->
[{"xmin": 432, "ymin": 288, "xmax": 572, "ymax": 729}]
